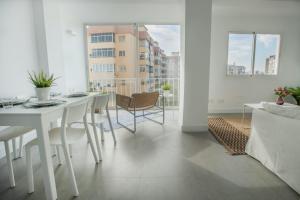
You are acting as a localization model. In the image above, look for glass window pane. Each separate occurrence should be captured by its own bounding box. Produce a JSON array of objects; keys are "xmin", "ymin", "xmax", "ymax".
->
[
  {"xmin": 227, "ymin": 33, "xmax": 254, "ymax": 75},
  {"xmin": 254, "ymin": 34, "xmax": 280, "ymax": 75}
]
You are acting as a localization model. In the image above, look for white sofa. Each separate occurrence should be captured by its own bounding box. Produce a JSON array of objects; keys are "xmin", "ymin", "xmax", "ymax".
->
[{"xmin": 246, "ymin": 108, "xmax": 300, "ymax": 194}]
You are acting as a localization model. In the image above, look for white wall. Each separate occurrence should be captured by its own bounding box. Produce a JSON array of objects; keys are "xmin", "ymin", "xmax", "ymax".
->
[
  {"xmin": 0, "ymin": 0, "xmax": 39, "ymax": 97},
  {"xmin": 0, "ymin": 0, "xmax": 39, "ymax": 158},
  {"xmin": 59, "ymin": 0, "xmax": 185, "ymax": 92},
  {"xmin": 209, "ymin": 1, "xmax": 300, "ymax": 113}
]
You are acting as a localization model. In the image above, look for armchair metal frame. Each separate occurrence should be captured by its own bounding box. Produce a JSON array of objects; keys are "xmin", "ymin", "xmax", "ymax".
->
[{"xmin": 116, "ymin": 92, "xmax": 165, "ymax": 133}]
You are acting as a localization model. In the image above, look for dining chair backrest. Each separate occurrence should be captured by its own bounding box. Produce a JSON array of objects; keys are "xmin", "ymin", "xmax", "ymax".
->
[
  {"xmin": 61, "ymin": 100, "xmax": 89, "ymax": 126},
  {"xmin": 91, "ymin": 94, "xmax": 110, "ymax": 113}
]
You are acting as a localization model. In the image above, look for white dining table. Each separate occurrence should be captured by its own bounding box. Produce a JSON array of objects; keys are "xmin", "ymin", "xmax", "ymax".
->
[{"xmin": 0, "ymin": 93, "xmax": 96, "ymax": 200}]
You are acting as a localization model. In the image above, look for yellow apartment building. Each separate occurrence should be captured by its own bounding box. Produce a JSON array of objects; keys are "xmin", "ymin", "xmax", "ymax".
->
[{"xmin": 86, "ymin": 25, "xmax": 167, "ymax": 96}]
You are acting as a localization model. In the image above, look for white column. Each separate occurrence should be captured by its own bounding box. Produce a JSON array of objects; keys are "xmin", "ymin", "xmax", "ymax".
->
[
  {"xmin": 181, "ymin": 0, "xmax": 212, "ymax": 132},
  {"xmin": 32, "ymin": 0, "xmax": 66, "ymax": 93},
  {"xmin": 32, "ymin": 0, "xmax": 49, "ymax": 73}
]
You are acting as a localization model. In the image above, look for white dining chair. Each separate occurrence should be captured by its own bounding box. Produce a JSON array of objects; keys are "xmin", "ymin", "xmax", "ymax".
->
[
  {"xmin": 0, "ymin": 127, "xmax": 33, "ymax": 187},
  {"xmin": 90, "ymin": 94, "xmax": 116, "ymax": 160},
  {"xmin": 73, "ymin": 94, "xmax": 116, "ymax": 161},
  {"xmin": 25, "ymin": 100, "xmax": 98, "ymax": 196}
]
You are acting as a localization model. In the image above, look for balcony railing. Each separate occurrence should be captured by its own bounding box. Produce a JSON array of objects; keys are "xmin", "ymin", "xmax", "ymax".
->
[{"xmin": 89, "ymin": 78, "xmax": 179, "ymax": 108}]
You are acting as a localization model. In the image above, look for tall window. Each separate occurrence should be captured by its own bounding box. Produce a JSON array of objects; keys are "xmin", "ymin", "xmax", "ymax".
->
[
  {"xmin": 85, "ymin": 24, "xmax": 180, "ymax": 108},
  {"xmin": 91, "ymin": 33, "xmax": 114, "ymax": 43},
  {"xmin": 91, "ymin": 48, "xmax": 115, "ymax": 58},
  {"xmin": 227, "ymin": 32, "xmax": 280, "ymax": 76}
]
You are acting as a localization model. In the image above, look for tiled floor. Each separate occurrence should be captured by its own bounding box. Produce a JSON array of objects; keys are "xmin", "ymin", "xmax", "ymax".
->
[{"xmin": 0, "ymin": 111, "xmax": 299, "ymax": 200}]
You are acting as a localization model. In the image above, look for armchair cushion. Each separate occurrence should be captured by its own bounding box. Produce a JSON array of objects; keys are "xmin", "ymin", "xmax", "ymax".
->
[{"xmin": 116, "ymin": 92, "xmax": 159, "ymax": 111}]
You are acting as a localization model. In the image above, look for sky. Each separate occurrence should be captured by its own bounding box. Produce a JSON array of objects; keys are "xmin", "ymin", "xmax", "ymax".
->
[
  {"xmin": 145, "ymin": 25, "xmax": 180, "ymax": 56},
  {"xmin": 228, "ymin": 33, "xmax": 280, "ymax": 73}
]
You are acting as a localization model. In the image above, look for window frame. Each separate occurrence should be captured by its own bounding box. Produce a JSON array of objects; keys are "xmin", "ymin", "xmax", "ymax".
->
[
  {"xmin": 90, "ymin": 48, "xmax": 115, "ymax": 58},
  {"xmin": 90, "ymin": 32, "xmax": 115, "ymax": 43},
  {"xmin": 226, "ymin": 31, "xmax": 281, "ymax": 77}
]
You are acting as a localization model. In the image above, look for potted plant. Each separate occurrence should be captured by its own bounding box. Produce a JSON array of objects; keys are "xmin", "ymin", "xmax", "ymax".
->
[
  {"xmin": 162, "ymin": 83, "xmax": 171, "ymax": 96},
  {"xmin": 274, "ymin": 87, "xmax": 289, "ymax": 105},
  {"xmin": 287, "ymin": 87, "xmax": 300, "ymax": 105},
  {"xmin": 29, "ymin": 71, "xmax": 58, "ymax": 101}
]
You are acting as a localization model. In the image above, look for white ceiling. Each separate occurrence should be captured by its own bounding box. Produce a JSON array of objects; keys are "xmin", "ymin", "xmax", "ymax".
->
[
  {"xmin": 60, "ymin": 0, "xmax": 299, "ymax": 2},
  {"xmin": 59, "ymin": 0, "xmax": 300, "ymax": 13}
]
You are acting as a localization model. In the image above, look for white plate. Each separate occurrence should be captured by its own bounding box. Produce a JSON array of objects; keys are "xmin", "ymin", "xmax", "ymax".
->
[
  {"xmin": 66, "ymin": 92, "xmax": 89, "ymax": 98},
  {"xmin": 23, "ymin": 99, "xmax": 66, "ymax": 108},
  {"xmin": 0, "ymin": 98, "xmax": 27, "ymax": 105}
]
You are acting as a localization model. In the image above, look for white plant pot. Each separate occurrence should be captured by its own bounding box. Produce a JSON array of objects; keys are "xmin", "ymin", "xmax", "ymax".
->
[
  {"xmin": 163, "ymin": 90, "xmax": 170, "ymax": 96},
  {"xmin": 35, "ymin": 87, "xmax": 50, "ymax": 101}
]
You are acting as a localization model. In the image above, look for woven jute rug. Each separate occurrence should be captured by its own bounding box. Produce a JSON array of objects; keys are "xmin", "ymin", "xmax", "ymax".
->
[{"xmin": 208, "ymin": 117, "xmax": 250, "ymax": 155}]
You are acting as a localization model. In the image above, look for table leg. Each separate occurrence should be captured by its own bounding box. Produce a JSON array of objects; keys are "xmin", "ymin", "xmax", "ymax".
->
[
  {"xmin": 19, "ymin": 136, "xmax": 23, "ymax": 158},
  {"xmin": 241, "ymin": 105, "xmax": 245, "ymax": 127},
  {"xmin": 36, "ymin": 117, "xmax": 57, "ymax": 200}
]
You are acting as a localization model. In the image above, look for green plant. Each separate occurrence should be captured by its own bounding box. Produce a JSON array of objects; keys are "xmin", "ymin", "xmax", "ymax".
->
[
  {"xmin": 287, "ymin": 87, "xmax": 300, "ymax": 105},
  {"xmin": 162, "ymin": 83, "xmax": 171, "ymax": 91},
  {"xmin": 28, "ymin": 71, "xmax": 58, "ymax": 88}
]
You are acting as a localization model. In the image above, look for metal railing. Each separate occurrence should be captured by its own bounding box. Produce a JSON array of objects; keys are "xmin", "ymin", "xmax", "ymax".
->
[{"xmin": 89, "ymin": 78, "xmax": 179, "ymax": 108}]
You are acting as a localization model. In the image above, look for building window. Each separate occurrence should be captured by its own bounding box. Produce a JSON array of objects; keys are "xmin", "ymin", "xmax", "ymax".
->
[
  {"xmin": 227, "ymin": 32, "xmax": 280, "ymax": 76},
  {"xmin": 91, "ymin": 33, "xmax": 114, "ymax": 43},
  {"xmin": 139, "ymin": 53, "xmax": 145, "ymax": 60},
  {"xmin": 119, "ymin": 35, "xmax": 126, "ymax": 42},
  {"xmin": 119, "ymin": 50, "xmax": 126, "ymax": 57},
  {"xmin": 148, "ymin": 66, "xmax": 153, "ymax": 73},
  {"xmin": 92, "ymin": 64, "xmax": 115, "ymax": 72},
  {"xmin": 139, "ymin": 66, "xmax": 146, "ymax": 72},
  {"xmin": 119, "ymin": 65, "xmax": 126, "ymax": 72},
  {"xmin": 91, "ymin": 48, "xmax": 115, "ymax": 58},
  {"xmin": 154, "ymin": 59, "xmax": 160, "ymax": 65}
]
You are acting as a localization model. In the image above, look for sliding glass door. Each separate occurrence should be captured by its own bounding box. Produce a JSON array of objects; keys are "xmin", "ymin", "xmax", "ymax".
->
[{"xmin": 85, "ymin": 24, "xmax": 180, "ymax": 107}]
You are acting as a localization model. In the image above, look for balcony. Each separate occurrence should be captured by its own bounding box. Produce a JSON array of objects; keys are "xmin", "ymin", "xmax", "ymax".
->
[{"xmin": 89, "ymin": 78, "xmax": 180, "ymax": 108}]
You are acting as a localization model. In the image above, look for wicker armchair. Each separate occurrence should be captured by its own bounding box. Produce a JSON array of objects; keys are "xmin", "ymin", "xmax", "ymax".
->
[{"xmin": 116, "ymin": 92, "xmax": 164, "ymax": 133}]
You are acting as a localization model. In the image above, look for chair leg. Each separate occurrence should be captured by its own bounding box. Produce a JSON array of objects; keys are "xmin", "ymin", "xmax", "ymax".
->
[
  {"xmin": 25, "ymin": 145, "xmax": 34, "ymax": 193},
  {"xmin": 12, "ymin": 138, "xmax": 18, "ymax": 159},
  {"xmin": 84, "ymin": 119, "xmax": 99, "ymax": 163},
  {"xmin": 162, "ymin": 96, "xmax": 165, "ymax": 124},
  {"xmin": 116, "ymin": 106, "xmax": 136, "ymax": 133},
  {"xmin": 56, "ymin": 145, "xmax": 62, "ymax": 165},
  {"xmin": 62, "ymin": 143, "xmax": 79, "ymax": 196},
  {"xmin": 69, "ymin": 144, "xmax": 73, "ymax": 158},
  {"xmin": 106, "ymin": 109, "xmax": 116, "ymax": 144},
  {"xmin": 52, "ymin": 146, "xmax": 57, "ymax": 157},
  {"xmin": 133, "ymin": 109, "xmax": 136, "ymax": 133},
  {"xmin": 19, "ymin": 136, "xmax": 23, "ymax": 158},
  {"xmin": 4, "ymin": 141, "xmax": 15, "ymax": 188},
  {"xmin": 92, "ymin": 123, "xmax": 102, "ymax": 161},
  {"xmin": 100, "ymin": 123, "xmax": 104, "ymax": 142}
]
